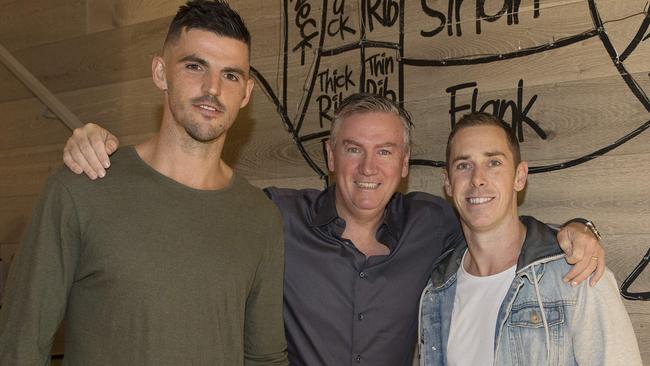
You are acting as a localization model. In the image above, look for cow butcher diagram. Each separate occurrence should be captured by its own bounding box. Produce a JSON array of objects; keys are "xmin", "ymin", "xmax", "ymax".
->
[{"xmin": 248, "ymin": 0, "xmax": 650, "ymax": 299}]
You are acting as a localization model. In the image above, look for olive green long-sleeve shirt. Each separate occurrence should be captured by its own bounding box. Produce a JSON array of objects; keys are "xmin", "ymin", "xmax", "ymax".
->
[{"xmin": 0, "ymin": 146, "xmax": 287, "ymax": 366}]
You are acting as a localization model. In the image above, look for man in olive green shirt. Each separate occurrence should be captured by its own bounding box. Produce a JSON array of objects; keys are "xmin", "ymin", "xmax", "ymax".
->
[{"xmin": 0, "ymin": 1, "xmax": 287, "ymax": 365}]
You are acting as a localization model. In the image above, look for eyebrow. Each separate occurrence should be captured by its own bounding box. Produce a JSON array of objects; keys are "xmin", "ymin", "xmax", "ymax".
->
[
  {"xmin": 222, "ymin": 66, "xmax": 248, "ymax": 77},
  {"xmin": 178, "ymin": 54, "xmax": 248, "ymax": 77},
  {"xmin": 451, "ymin": 151, "xmax": 507, "ymax": 164},
  {"xmin": 179, "ymin": 54, "xmax": 209, "ymax": 67},
  {"xmin": 341, "ymin": 139, "xmax": 398, "ymax": 148}
]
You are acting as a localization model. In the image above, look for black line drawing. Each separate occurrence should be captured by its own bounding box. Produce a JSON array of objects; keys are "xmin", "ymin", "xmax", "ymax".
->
[
  {"xmin": 252, "ymin": 0, "xmax": 650, "ymax": 181},
  {"xmin": 620, "ymin": 247, "xmax": 650, "ymax": 301},
  {"xmin": 249, "ymin": 1, "xmax": 650, "ymax": 297}
]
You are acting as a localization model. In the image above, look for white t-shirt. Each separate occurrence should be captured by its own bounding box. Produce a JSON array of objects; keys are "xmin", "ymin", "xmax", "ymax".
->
[{"xmin": 447, "ymin": 251, "xmax": 516, "ymax": 366}]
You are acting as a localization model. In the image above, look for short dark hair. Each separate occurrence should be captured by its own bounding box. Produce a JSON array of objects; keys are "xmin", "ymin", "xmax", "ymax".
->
[
  {"xmin": 330, "ymin": 93, "xmax": 413, "ymax": 152},
  {"xmin": 445, "ymin": 112, "xmax": 521, "ymax": 170},
  {"xmin": 164, "ymin": 0, "xmax": 251, "ymax": 50}
]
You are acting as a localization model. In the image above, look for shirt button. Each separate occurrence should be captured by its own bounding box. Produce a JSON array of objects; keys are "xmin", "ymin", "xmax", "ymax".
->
[
  {"xmin": 354, "ymin": 354, "xmax": 362, "ymax": 363},
  {"xmin": 531, "ymin": 311, "xmax": 540, "ymax": 323},
  {"xmin": 358, "ymin": 313, "xmax": 365, "ymax": 320},
  {"xmin": 359, "ymin": 271, "xmax": 367, "ymax": 279}
]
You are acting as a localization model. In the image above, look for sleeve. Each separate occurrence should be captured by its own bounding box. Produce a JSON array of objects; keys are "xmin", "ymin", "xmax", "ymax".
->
[
  {"xmin": 243, "ymin": 214, "xmax": 288, "ymax": 366},
  {"xmin": 571, "ymin": 269, "xmax": 643, "ymax": 366},
  {"xmin": 0, "ymin": 174, "xmax": 81, "ymax": 366}
]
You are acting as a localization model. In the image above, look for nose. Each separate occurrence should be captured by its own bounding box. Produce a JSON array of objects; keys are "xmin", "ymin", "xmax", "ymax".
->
[
  {"xmin": 203, "ymin": 72, "xmax": 221, "ymax": 96},
  {"xmin": 359, "ymin": 154, "xmax": 378, "ymax": 176},
  {"xmin": 471, "ymin": 166, "xmax": 486, "ymax": 187}
]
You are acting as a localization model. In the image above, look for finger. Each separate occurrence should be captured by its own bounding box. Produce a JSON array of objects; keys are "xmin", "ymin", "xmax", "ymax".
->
[
  {"xmin": 590, "ymin": 249, "xmax": 606, "ymax": 287},
  {"xmin": 67, "ymin": 142, "xmax": 98, "ymax": 180},
  {"xmin": 105, "ymin": 135, "xmax": 120, "ymax": 156},
  {"xmin": 78, "ymin": 138, "xmax": 107, "ymax": 178},
  {"xmin": 563, "ymin": 252, "xmax": 590, "ymax": 285},
  {"xmin": 63, "ymin": 141, "xmax": 84, "ymax": 174},
  {"xmin": 567, "ymin": 255, "xmax": 598, "ymax": 287},
  {"xmin": 562, "ymin": 229, "xmax": 590, "ymax": 284},
  {"xmin": 63, "ymin": 147, "xmax": 84, "ymax": 175},
  {"xmin": 88, "ymin": 133, "xmax": 111, "ymax": 170}
]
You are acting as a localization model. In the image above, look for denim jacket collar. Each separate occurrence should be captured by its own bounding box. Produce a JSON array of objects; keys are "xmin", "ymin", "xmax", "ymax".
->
[{"xmin": 429, "ymin": 216, "xmax": 563, "ymax": 288}]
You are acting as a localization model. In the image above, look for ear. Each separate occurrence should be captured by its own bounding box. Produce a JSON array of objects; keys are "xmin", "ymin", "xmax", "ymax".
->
[
  {"xmin": 239, "ymin": 78, "xmax": 255, "ymax": 109},
  {"xmin": 514, "ymin": 161, "xmax": 528, "ymax": 192},
  {"xmin": 401, "ymin": 150, "xmax": 410, "ymax": 178},
  {"xmin": 152, "ymin": 56, "xmax": 167, "ymax": 91},
  {"xmin": 326, "ymin": 140, "xmax": 335, "ymax": 173},
  {"xmin": 443, "ymin": 169, "xmax": 452, "ymax": 197}
]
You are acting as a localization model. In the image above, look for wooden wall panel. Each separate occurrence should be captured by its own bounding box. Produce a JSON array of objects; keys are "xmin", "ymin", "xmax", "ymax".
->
[
  {"xmin": 86, "ymin": 0, "xmax": 184, "ymax": 33},
  {"xmin": 0, "ymin": 78, "xmax": 162, "ymax": 152},
  {"xmin": 403, "ymin": 0, "xmax": 648, "ymax": 60},
  {"xmin": 85, "ymin": 0, "xmax": 281, "ymax": 34},
  {"xmin": 0, "ymin": 19, "xmax": 167, "ymax": 103},
  {"xmin": 0, "ymin": 0, "xmax": 87, "ymax": 51},
  {"xmin": 0, "ymin": 162, "xmax": 56, "ymax": 198}
]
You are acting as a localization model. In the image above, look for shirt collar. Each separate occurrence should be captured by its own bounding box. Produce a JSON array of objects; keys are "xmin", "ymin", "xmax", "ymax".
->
[
  {"xmin": 430, "ymin": 216, "xmax": 563, "ymax": 287},
  {"xmin": 310, "ymin": 185, "xmax": 340, "ymax": 227},
  {"xmin": 309, "ymin": 185, "xmax": 404, "ymax": 240},
  {"xmin": 516, "ymin": 216, "xmax": 564, "ymax": 270}
]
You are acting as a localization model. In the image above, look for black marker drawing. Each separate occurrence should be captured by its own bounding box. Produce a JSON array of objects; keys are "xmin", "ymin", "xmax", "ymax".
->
[
  {"xmin": 248, "ymin": 1, "xmax": 650, "ymax": 295},
  {"xmin": 620, "ymin": 247, "xmax": 650, "ymax": 301},
  {"xmin": 251, "ymin": 0, "xmax": 650, "ymax": 180}
]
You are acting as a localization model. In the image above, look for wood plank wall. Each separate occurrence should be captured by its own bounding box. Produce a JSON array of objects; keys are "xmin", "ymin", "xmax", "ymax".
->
[{"xmin": 0, "ymin": 0, "xmax": 648, "ymax": 362}]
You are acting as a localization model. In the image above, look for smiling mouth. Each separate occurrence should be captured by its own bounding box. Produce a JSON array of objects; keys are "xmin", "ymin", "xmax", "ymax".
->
[
  {"xmin": 356, "ymin": 181, "xmax": 380, "ymax": 189},
  {"xmin": 196, "ymin": 104, "xmax": 222, "ymax": 112},
  {"xmin": 467, "ymin": 197, "xmax": 494, "ymax": 205}
]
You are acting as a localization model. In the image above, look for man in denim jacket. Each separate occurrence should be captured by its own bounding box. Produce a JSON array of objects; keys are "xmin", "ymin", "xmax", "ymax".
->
[{"xmin": 418, "ymin": 112, "xmax": 641, "ymax": 366}]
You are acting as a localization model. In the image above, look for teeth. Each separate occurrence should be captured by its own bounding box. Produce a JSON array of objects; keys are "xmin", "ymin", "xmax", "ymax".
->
[
  {"xmin": 468, "ymin": 197, "xmax": 492, "ymax": 204},
  {"xmin": 199, "ymin": 105, "xmax": 216, "ymax": 111},
  {"xmin": 356, "ymin": 182, "xmax": 379, "ymax": 189}
]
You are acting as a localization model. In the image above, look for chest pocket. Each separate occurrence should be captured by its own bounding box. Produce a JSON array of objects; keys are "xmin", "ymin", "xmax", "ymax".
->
[
  {"xmin": 502, "ymin": 302, "xmax": 569, "ymax": 365},
  {"xmin": 508, "ymin": 302, "xmax": 565, "ymax": 328}
]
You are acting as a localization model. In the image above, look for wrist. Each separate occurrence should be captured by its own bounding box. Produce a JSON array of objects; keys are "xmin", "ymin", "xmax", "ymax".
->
[{"xmin": 563, "ymin": 218, "xmax": 602, "ymax": 240}]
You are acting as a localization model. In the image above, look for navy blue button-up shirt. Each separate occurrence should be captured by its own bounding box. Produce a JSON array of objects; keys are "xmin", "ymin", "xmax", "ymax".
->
[{"xmin": 265, "ymin": 186, "xmax": 463, "ymax": 366}]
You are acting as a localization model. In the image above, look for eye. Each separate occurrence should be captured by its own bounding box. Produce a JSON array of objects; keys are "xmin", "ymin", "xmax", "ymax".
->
[
  {"xmin": 346, "ymin": 146, "xmax": 361, "ymax": 154},
  {"xmin": 224, "ymin": 72, "xmax": 240, "ymax": 82},
  {"xmin": 378, "ymin": 149, "xmax": 391, "ymax": 156},
  {"xmin": 455, "ymin": 162, "xmax": 470, "ymax": 170},
  {"xmin": 488, "ymin": 159, "xmax": 503, "ymax": 167},
  {"xmin": 185, "ymin": 63, "xmax": 203, "ymax": 71}
]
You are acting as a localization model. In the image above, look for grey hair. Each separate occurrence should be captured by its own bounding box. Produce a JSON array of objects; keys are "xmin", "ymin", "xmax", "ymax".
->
[{"xmin": 329, "ymin": 93, "xmax": 413, "ymax": 152}]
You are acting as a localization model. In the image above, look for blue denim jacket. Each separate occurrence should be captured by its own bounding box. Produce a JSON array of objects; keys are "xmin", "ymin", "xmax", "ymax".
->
[{"xmin": 418, "ymin": 216, "xmax": 641, "ymax": 366}]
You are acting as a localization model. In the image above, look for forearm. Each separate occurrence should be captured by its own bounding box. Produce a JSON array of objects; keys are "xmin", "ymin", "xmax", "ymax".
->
[{"xmin": 0, "ymin": 175, "xmax": 79, "ymax": 364}]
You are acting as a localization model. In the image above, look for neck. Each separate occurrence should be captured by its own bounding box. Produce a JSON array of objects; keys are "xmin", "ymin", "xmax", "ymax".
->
[
  {"xmin": 136, "ymin": 122, "xmax": 233, "ymax": 190},
  {"xmin": 337, "ymin": 206, "xmax": 388, "ymax": 257},
  {"xmin": 462, "ymin": 216, "xmax": 526, "ymax": 276},
  {"xmin": 340, "ymin": 211, "xmax": 384, "ymax": 238}
]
